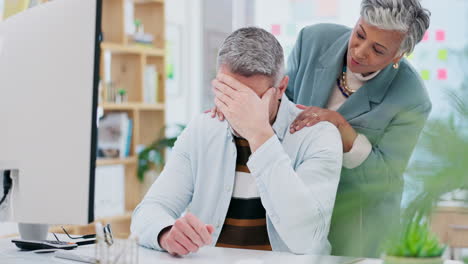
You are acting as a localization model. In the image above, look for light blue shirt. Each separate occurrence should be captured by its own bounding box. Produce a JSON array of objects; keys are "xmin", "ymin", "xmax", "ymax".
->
[{"xmin": 131, "ymin": 95, "xmax": 343, "ymax": 254}]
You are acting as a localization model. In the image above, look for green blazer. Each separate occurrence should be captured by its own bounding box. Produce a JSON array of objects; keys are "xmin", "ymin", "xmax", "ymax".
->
[{"xmin": 286, "ymin": 24, "xmax": 432, "ymax": 258}]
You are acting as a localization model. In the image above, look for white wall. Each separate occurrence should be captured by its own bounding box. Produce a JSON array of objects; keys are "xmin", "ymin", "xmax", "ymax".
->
[
  {"xmin": 200, "ymin": 0, "xmax": 232, "ymax": 111},
  {"xmin": 232, "ymin": 0, "xmax": 255, "ymax": 30},
  {"xmin": 165, "ymin": 0, "xmax": 203, "ymax": 127},
  {"xmin": 165, "ymin": 0, "xmax": 233, "ymax": 127}
]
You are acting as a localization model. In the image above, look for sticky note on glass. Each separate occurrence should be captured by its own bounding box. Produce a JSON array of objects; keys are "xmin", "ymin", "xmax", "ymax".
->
[
  {"xmin": 437, "ymin": 69, "xmax": 447, "ymax": 80},
  {"xmin": 435, "ymin": 30, "xmax": 445, "ymax": 42},
  {"xmin": 422, "ymin": 31, "xmax": 429, "ymax": 42},
  {"xmin": 284, "ymin": 45, "xmax": 293, "ymax": 58},
  {"xmin": 271, "ymin": 24, "xmax": 281, "ymax": 36},
  {"xmin": 291, "ymin": 0, "xmax": 315, "ymax": 22},
  {"xmin": 438, "ymin": 49, "xmax": 448, "ymax": 61},
  {"xmin": 316, "ymin": 0, "xmax": 339, "ymax": 17},
  {"xmin": 287, "ymin": 24, "xmax": 297, "ymax": 37},
  {"xmin": 406, "ymin": 53, "xmax": 415, "ymax": 60},
  {"xmin": 420, "ymin": 70, "xmax": 430, "ymax": 81}
]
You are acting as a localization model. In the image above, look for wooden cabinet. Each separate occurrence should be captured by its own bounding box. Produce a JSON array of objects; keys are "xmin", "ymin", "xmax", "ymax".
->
[{"xmin": 431, "ymin": 206, "xmax": 468, "ymax": 259}]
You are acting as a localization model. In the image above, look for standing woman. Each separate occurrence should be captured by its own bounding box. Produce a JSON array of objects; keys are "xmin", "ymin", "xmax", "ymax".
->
[{"xmin": 287, "ymin": 0, "xmax": 431, "ymax": 258}]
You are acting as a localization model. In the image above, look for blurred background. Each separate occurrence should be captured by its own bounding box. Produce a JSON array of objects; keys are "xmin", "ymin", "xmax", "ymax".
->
[{"xmin": 0, "ymin": 0, "xmax": 466, "ymax": 261}]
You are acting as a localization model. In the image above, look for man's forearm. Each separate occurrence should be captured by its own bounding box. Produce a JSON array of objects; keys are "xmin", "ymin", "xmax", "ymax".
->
[{"xmin": 247, "ymin": 126, "xmax": 275, "ymax": 153}]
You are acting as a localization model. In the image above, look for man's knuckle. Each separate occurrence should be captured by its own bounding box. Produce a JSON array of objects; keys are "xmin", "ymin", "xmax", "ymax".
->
[
  {"xmin": 195, "ymin": 226, "xmax": 204, "ymax": 235},
  {"xmin": 185, "ymin": 213, "xmax": 195, "ymax": 221},
  {"xmin": 174, "ymin": 219, "xmax": 183, "ymax": 228}
]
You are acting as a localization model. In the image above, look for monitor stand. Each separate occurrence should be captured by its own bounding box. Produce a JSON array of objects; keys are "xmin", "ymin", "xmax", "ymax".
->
[{"xmin": 18, "ymin": 223, "xmax": 48, "ymax": 240}]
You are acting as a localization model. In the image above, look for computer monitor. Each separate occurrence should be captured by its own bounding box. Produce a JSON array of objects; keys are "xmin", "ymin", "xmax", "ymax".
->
[{"xmin": 0, "ymin": 0, "xmax": 101, "ymax": 226}]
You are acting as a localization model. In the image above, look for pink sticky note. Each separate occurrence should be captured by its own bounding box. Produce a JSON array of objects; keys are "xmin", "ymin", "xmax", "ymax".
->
[
  {"xmin": 422, "ymin": 31, "xmax": 429, "ymax": 42},
  {"xmin": 316, "ymin": 0, "xmax": 339, "ymax": 17},
  {"xmin": 271, "ymin": 24, "xmax": 281, "ymax": 36},
  {"xmin": 437, "ymin": 69, "xmax": 447, "ymax": 80},
  {"xmin": 435, "ymin": 30, "xmax": 445, "ymax": 42}
]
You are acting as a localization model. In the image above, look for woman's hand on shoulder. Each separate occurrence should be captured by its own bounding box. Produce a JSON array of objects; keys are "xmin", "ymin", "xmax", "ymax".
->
[
  {"xmin": 204, "ymin": 106, "xmax": 225, "ymax": 121},
  {"xmin": 290, "ymin": 105, "xmax": 357, "ymax": 152},
  {"xmin": 290, "ymin": 105, "xmax": 343, "ymax": 133}
]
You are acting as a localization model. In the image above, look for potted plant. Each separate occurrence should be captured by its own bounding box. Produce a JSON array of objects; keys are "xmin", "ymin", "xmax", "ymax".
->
[
  {"xmin": 137, "ymin": 124, "xmax": 186, "ymax": 187},
  {"xmin": 383, "ymin": 89, "xmax": 467, "ymax": 263},
  {"xmin": 383, "ymin": 44, "xmax": 468, "ymax": 263},
  {"xmin": 384, "ymin": 211, "xmax": 445, "ymax": 264}
]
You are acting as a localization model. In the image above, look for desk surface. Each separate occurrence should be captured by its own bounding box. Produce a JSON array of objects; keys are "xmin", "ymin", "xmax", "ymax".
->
[{"xmin": 0, "ymin": 236, "xmax": 463, "ymax": 264}]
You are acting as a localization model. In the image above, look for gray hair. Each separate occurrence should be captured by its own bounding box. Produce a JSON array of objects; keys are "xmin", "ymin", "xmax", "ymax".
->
[
  {"xmin": 217, "ymin": 27, "xmax": 284, "ymax": 87},
  {"xmin": 360, "ymin": 0, "xmax": 431, "ymax": 55}
]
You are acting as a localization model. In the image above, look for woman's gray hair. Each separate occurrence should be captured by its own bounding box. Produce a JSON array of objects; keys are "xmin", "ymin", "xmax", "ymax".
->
[
  {"xmin": 217, "ymin": 27, "xmax": 285, "ymax": 87},
  {"xmin": 361, "ymin": 0, "xmax": 431, "ymax": 55}
]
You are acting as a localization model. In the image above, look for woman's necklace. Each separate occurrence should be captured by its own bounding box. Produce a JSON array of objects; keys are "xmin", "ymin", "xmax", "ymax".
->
[{"xmin": 336, "ymin": 66, "xmax": 356, "ymax": 98}]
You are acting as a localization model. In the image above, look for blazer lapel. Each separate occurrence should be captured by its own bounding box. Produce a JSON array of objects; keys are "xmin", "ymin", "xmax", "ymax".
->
[
  {"xmin": 311, "ymin": 31, "xmax": 351, "ymax": 107},
  {"xmin": 310, "ymin": 67, "xmax": 339, "ymax": 107},
  {"xmin": 337, "ymin": 62, "xmax": 399, "ymax": 121},
  {"xmin": 337, "ymin": 85, "xmax": 371, "ymax": 121}
]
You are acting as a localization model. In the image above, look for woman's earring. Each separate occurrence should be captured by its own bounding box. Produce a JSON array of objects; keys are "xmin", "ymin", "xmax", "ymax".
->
[{"xmin": 393, "ymin": 62, "xmax": 399, "ymax": 69}]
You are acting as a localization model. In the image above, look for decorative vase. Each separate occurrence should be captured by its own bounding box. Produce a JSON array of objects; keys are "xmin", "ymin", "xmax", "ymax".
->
[{"xmin": 383, "ymin": 256, "xmax": 443, "ymax": 264}]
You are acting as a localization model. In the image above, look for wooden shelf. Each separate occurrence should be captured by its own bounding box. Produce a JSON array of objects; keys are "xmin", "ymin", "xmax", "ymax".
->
[
  {"xmin": 138, "ymin": 103, "xmax": 166, "ymax": 111},
  {"xmin": 96, "ymin": 0, "xmax": 166, "ymax": 230},
  {"xmin": 101, "ymin": 42, "xmax": 164, "ymax": 57},
  {"xmin": 133, "ymin": 0, "xmax": 164, "ymax": 4},
  {"xmin": 97, "ymin": 211, "xmax": 133, "ymax": 221},
  {"xmin": 96, "ymin": 157, "xmax": 137, "ymax": 166},
  {"xmin": 99, "ymin": 103, "xmax": 165, "ymax": 111}
]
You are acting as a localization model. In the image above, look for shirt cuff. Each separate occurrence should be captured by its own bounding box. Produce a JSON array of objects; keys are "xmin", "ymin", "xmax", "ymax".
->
[
  {"xmin": 247, "ymin": 135, "xmax": 282, "ymax": 176},
  {"xmin": 343, "ymin": 133, "xmax": 372, "ymax": 169},
  {"xmin": 131, "ymin": 212, "xmax": 174, "ymax": 251}
]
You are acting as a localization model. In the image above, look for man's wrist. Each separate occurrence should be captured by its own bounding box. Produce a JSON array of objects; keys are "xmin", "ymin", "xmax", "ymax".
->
[
  {"xmin": 158, "ymin": 225, "xmax": 172, "ymax": 250},
  {"xmin": 247, "ymin": 126, "xmax": 274, "ymax": 153}
]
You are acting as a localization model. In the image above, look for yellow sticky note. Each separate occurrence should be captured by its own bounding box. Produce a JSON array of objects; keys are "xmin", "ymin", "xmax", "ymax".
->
[
  {"xmin": 406, "ymin": 53, "xmax": 415, "ymax": 60},
  {"xmin": 421, "ymin": 70, "xmax": 430, "ymax": 81},
  {"xmin": 438, "ymin": 49, "xmax": 448, "ymax": 61}
]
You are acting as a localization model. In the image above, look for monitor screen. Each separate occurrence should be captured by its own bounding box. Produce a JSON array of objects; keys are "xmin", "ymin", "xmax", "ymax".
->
[{"xmin": 0, "ymin": 0, "xmax": 101, "ymax": 225}]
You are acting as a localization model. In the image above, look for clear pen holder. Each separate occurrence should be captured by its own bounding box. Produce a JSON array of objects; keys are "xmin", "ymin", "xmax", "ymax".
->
[{"xmin": 95, "ymin": 236, "xmax": 139, "ymax": 264}]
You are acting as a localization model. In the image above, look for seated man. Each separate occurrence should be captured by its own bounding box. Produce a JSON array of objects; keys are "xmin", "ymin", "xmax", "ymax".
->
[{"xmin": 131, "ymin": 27, "xmax": 343, "ymax": 255}]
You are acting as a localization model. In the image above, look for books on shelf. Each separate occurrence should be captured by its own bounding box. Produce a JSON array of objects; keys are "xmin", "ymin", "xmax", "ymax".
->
[
  {"xmin": 97, "ymin": 113, "xmax": 133, "ymax": 159},
  {"xmin": 124, "ymin": 119, "xmax": 133, "ymax": 157},
  {"xmin": 144, "ymin": 65, "xmax": 159, "ymax": 104}
]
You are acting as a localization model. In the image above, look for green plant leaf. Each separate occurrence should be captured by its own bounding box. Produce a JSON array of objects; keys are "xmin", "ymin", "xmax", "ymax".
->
[{"xmin": 136, "ymin": 124, "xmax": 186, "ymax": 182}]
